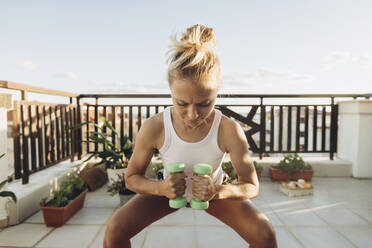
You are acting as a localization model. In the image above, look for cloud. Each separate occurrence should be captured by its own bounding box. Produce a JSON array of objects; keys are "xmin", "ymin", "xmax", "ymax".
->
[
  {"xmin": 321, "ymin": 51, "xmax": 372, "ymax": 71},
  {"xmin": 54, "ymin": 72, "xmax": 78, "ymax": 80},
  {"xmin": 15, "ymin": 60, "xmax": 38, "ymax": 71}
]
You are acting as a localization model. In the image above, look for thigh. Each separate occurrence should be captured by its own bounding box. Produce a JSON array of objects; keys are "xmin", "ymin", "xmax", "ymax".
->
[
  {"xmin": 107, "ymin": 194, "xmax": 178, "ymax": 238},
  {"xmin": 205, "ymin": 198, "xmax": 276, "ymax": 247}
]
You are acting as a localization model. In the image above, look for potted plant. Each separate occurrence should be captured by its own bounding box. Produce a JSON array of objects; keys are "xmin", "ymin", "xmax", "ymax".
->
[
  {"xmin": 71, "ymin": 116, "xmax": 134, "ymax": 187},
  {"xmin": 40, "ymin": 174, "xmax": 88, "ymax": 227},
  {"xmin": 0, "ymin": 153, "xmax": 17, "ymax": 203},
  {"xmin": 270, "ymin": 153, "xmax": 313, "ymax": 182},
  {"xmin": 222, "ymin": 160, "xmax": 263, "ymax": 184},
  {"xmin": 107, "ymin": 173, "xmax": 136, "ymax": 205}
]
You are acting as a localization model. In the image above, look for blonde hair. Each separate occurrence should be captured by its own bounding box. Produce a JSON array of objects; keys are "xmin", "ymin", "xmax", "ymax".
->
[{"xmin": 167, "ymin": 24, "xmax": 221, "ymax": 88}]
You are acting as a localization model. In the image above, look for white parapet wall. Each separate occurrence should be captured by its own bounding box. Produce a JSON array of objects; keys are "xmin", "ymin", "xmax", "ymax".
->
[{"xmin": 338, "ymin": 100, "xmax": 372, "ymax": 178}]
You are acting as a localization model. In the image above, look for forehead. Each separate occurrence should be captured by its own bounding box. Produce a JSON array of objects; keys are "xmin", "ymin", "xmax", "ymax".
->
[{"xmin": 170, "ymin": 79, "xmax": 218, "ymax": 103}]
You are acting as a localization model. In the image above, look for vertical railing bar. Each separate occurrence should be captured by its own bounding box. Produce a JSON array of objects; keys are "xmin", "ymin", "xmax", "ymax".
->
[
  {"xmin": 155, "ymin": 106, "xmax": 159, "ymax": 114},
  {"xmin": 138, "ymin": 106, "xmax": 142, "ymax": 131},
  {"xmin": 270, "ymin": 106, "xmax": 274, "ymax": 152},
  {"xmin": 69, "ymin": 106, "xmax": 74, "ymax": 159},
  {"xmin": 120, "ymin": 106, "xmax": 124, "ymax": 152},
  {"xmin": 21, "ymin": 104, "xmax": 29, "ymax": 184},
  {"xmin": 72, "ymin": 106, "xmax": 77, "ymax": 160},
  {"xmin": 295, "ymin": 106, "xmax": 300, "ymax": 152},
  {"xmin": 36, "ymin": 105, "xmax": 44, "ymax": 169},
  {"xmin": 55, "ymin": 106, "xmax": 61, "ymax": 161},
  {"xmin": 103, "ymin": 106, "xmax": 107, "ymax": 152},
  {"xmin": 86, "ymin": 105, "xmax": 90, "ymax": 153},
  {"xmin": 313, "ymin": 105, "xmax": 318, "ymax": 152},
  {"xmin": 60, "ymin": 105, "xmax": 65, "ymax": 159},
  {"xmin": 321, "ymin": 106, "xmax": 326, "ymax": 152},
  {"xmin": 304, "ymin": 106, "xmax": 309, "ymax": 151},
  {"xmin": 146, "ymin": 106, "xmax": 150, "ymax": 118},
  {"xmin": 44, "ymin": 106, "xmax": 50, "ymax": 163},
  {"xmin": 49, "ymin": 106, "xmax": 55, "ymax": 162},
  {"xmin": 259, "ymin": 104, "xmax": 266, "ymax": 158},
  {"xmin": 287, "ymin": 106, "xmax": 292, "ymax": 151},
  {"xmin": 94, "ymin": 104, "xmax": 98, "ymax": 152},
  {"xmin": 12, "ymin": 101, "xmax": 22, "ymax": 179},
  {"xmin": 278, "ymin": 106, "xmax": 283, "ymax": 152},
  {"xmin": 129, "ymin": 106, "xmax": 133, "ymax": 142},
  {"xmin": 28, "ymin": 105, "xmax": 37, "ymax": 171},
  {"xmin": 64, "ymin": 106, "xmax": 70, "ymax": 156},
  {"xmin": 112, "ymin": 106, "xmax": 116, "ymax": 149}
]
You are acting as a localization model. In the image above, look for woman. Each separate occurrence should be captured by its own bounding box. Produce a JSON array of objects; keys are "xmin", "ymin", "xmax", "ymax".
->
[{"xmin": 104, "ymin": 24, "xmax": 277, "ymax": 248}]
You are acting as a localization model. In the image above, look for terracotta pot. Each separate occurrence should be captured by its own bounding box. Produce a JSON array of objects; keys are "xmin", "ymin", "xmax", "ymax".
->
[
  {"xmin": 269, "ymin": 166, "xmax": 290, "ymax": 182},
  {"xmin": 291, "ymin": 170, "xmax": 314, "ymax": 182},
  {"xmin": 41, "ymin": 189, "xmax": 88, "ymax": 227}
]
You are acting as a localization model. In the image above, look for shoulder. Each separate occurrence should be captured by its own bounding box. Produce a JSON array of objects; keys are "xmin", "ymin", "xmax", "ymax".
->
[
  {"xmin": 136, "ymin": 112, "xmax": 165, "ymax": 149},
  {"xmin": 219, "ymin": 114, "xmax": 247, "ymax": 152}
]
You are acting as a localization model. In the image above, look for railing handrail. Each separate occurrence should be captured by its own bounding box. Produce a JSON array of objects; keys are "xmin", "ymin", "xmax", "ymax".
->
[
  {"xmin": 0, "ymin": 80, "xmax": 79, "ymax": 98},
  {"xmin": 78, "ymin": 93, "xmax": 371, "ymax": 99}
]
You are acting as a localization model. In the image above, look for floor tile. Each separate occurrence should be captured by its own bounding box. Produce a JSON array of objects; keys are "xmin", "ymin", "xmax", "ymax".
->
[
  {"xmin": 275, "ymin": 205, "xmax": 328, "ymax": 226},
  {"xmin": 313, "ymin": 205, "xmax": 369, "ymax": 225},
  {"xmin": 24, "ymin": 210, "xmax": 44, "ymax": 224},
  {"xmin": 195, "ymin": 226, "xmax": 247, "ymax": 248},
  {"xmin": 290, "ymin": 227, "xmax": 355, "ymax": 248},
  {"xmin": 152, "ymin": 208, "xmax": 195, "ymax": 226},
  {"xmin": 36, "ymin": 225, "xmax": 102, "ymax": 248},
  {"xmin": 334, "ymin": 225, "xmax": 372, "ymax": 248},
  {"xmin": 143, "ymin": 226, "xmax": 195, "ymax": 248},
  {"xmin": 88, "ymin": 225, "xmax": 148, "ymax": 248},
  {"xmin": 347, "ymin": 208, "xmax": 372, "ymax": 223},
  {"xmin": 85, "ymin": 193, "xmax": 121, "ymax": 208},
  {"xmin": 275, "ymin": 227, "xmax": 303, "ymax": 248},
  {"xmin": 66, "ymin": 207, "xmax": 115, "ymax": 225},
  {"xmin": 0, "ymin": 224, "xmax": 53, "ymax": 247},
  {"xmin": 194, "ymin": 210, "xmax": 225, "ymax": 226}
]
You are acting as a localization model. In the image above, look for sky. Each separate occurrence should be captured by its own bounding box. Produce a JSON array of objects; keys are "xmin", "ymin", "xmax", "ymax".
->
[{"xmin": 1, "ymin": 0, "xmax": 372, "ymax": 102}]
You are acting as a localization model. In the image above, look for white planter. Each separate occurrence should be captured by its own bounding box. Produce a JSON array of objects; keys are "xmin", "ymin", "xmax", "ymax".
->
[{"xmin": 107, "ymin": 168, "xmax": 127, "ymax": 186}]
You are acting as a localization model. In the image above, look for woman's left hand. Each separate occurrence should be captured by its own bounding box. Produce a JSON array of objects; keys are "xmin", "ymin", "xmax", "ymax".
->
[{"xmin": 192, "ymin": 174, "xmax": 218, "ymax": 201}]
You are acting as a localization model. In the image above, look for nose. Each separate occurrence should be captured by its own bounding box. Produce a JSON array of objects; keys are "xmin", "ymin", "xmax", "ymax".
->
[{"xmin": 187, "ymin": 106, "xmax": 199, "ymax": 121}]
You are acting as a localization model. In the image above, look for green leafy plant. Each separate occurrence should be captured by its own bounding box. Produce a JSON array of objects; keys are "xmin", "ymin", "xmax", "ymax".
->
[
  {"xmin": 253, "ymin": 161, "xmax": 263, "ymax": 171},
  {"xmin": 40, "ymin": 174, "xmax": 86, "ymax": 207},
  {"xmin": 0, "ymin": 153, "xmax": 17, "ymax": 202},
  {"xmin": 275, "ymin": 153, "xmax": 312, "ymax": 176},
  {"xmin": 107, "ymin": 173, "xmax": 135, "ymax": 196},
  {"xmin": 70, "ymin": 116, "xmax": 133, "ymax": 169},
  {"xmin": 222, "ymin": 160, "xmax": 262, "ymax": 184}
]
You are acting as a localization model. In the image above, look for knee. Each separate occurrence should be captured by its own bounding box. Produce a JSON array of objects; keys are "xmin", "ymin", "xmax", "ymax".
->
[{"xmin": 104, "ymin": 218, "xmax": 130, "ymax": 247}]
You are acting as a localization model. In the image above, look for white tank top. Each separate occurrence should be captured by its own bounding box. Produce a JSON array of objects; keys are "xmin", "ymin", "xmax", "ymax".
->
[{"xmin": 159, "ymin": 107, "xmax": 226, "ymax": 202}]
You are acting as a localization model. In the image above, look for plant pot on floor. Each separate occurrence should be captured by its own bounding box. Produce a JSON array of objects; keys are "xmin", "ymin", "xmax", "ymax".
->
[
  {"xmin": 41, "ymin": 188, "xmax": 88, "ymax": 227},
  {"xmin": 291, "ymin": 170, "xmax": 314, "ymax": 181},
  {"xmin": 269, "ymin": 166, "xmax": 290, "ymax": 182},
  {"xmin": 79, "ymin": 167, "xmax": 108, "ymax": 191}
]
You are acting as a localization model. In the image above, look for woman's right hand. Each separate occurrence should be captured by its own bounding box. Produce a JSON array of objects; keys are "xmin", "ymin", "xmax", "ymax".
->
[{"xmin": 160, "ymin": 172, "xmax": 187, "ymax": 199}]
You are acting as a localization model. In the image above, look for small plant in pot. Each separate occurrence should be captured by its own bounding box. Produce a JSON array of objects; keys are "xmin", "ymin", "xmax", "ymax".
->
[
  {"xmin": 0, "ymin": 153, "xmax": 17, "ymax": 203},
  {"xmin": 222, "ymin": 160, "xmax": 263, "ymax": 184},
  {"xmin": 270, "ymin": 153, "xmax": 313, "ymax": 182},
  {"xmin": 107, "ymin": 173, "xmax": 136, "ymax": 206},
  {"xmin": 40, "ymin": 174, "xmax": 88, "ymax": 227}
]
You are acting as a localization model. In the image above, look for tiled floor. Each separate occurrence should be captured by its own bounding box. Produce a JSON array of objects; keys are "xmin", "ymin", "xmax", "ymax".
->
[{"xmin": 1, "ymin": 177, "xmax": 372, "ymax": 248}]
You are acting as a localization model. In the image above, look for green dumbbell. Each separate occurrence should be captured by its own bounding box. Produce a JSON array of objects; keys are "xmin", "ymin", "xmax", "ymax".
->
[
  {"xmin": 190, "ymin": 163, "xmax": 213, "ymax": 210},
  {"xmin": 167, "ymin": 162, "xmax": 187, "ymax": 209}
]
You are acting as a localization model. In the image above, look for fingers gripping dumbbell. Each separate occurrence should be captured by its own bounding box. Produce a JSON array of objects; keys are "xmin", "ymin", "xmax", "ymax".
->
[
  {"xmin": 190, "ymin": 163, "xmax": 213, "ymax": 210},
  {"xmin": 167, "ymin": 162, "xmax": 187, "ymax": 209}
]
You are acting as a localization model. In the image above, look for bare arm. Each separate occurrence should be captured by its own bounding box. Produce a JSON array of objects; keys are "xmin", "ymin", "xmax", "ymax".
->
[
  {"xmin": 125, "ymin": 116, "xmax": 186, "ymax": 199},
  {"xmin": 214, "ymin": 120, "xmax": 259, "ymax": 200}
]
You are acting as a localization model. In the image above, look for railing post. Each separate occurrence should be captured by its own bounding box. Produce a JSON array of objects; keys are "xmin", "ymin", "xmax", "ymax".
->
[
  {"xmin": 76, "ymin": 96, "xmax": 83, "ymax": 160},
  {"xmin": 259, "ymin": 98, "xmax": 265, "ymax": 159},
  {"xmin": 330, "ymin": 98, "xmax": 338, "ymax": 160}
]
